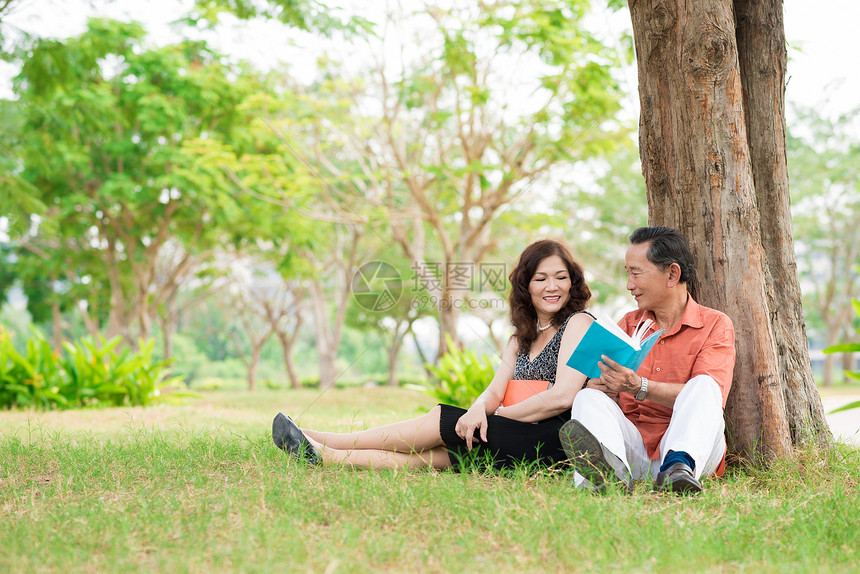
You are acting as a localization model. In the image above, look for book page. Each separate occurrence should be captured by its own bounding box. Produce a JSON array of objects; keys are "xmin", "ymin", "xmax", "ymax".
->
[
  {"xmin": 631, "ymin": 319, "xmax": 654, "ymax": 347},
  {"xmin": 594, "ymin": 314, "xmax": 637, "ymax": 349}
]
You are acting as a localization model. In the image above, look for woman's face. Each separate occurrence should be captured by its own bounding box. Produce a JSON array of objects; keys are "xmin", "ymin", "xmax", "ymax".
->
[{"xmin": 528, "ymin": 255, "xmax": 571, "ymax": 320}]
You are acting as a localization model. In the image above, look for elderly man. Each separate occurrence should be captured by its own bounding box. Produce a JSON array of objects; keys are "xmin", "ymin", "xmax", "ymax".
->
[{"xmin": 561, "ymin": 226, "xmax": 735, "ymax": 493}]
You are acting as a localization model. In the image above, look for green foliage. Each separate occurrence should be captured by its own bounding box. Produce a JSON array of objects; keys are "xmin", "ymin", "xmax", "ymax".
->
[
  {"xmin": 412, "ymin": 334, "xmax": 495, "ymax": 407},
  {"xmin": 187, "ymin": 0, "xmax": 373, "ymax": 35},
  {"xmin": 5, "ymin": 18, "xmax": 272, "ymax": 340},
  {"xmin": 549, "ymin": 142, "xmax": 646, "ymax": 303},
  {"xmin": 0, "ymin": 327, "xmax": 189, "ymax": 409},
  {"xmin": 824, "ymin": 275, "xmax": 860, "ymax": 413}
]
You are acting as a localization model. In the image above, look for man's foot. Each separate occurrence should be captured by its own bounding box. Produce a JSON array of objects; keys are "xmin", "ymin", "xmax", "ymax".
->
[
  {"xmin": 559, "ymin": 419, "xmax": 632, "ymax": 491},
  {"xmin": 654, "ymin": 462, "xmax": 701, "ymax": 495},
  {"xmin": 272, "ymin": 412, "xmax": 322, "ymax": 464}
]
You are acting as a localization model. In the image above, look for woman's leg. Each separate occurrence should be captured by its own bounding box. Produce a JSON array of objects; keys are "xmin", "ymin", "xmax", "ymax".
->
[
  {"xmin": 315, "ymin": 444, "xmax": 453, "ymax": 470},
  {"xmin": 301, "ymin": 405, "xmax": 446, "ymax": 454}
]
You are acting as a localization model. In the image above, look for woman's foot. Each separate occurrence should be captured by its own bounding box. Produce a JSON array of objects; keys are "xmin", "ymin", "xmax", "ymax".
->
[{"xmin": 272, "ymin": 413, "xmax": 322, "ymax": 464}]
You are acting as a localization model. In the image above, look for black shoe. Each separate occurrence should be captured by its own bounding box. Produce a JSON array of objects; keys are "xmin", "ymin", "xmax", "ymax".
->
[
  {"xmin": 559, "ymin": 419, "xmax": 632, "ymax": 491},
  {"xmin": 272, "ymin": 412, "xmax": 322, "ymax": 464},
  {"xmin": 654, "ymin": 462, "xmax": 702, "ymax": 495}
]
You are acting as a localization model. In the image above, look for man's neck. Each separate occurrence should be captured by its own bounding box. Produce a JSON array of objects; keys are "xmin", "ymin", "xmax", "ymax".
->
[{"xmin": 650, "ymin": 291, "xmax": 690, "ymax": 332}]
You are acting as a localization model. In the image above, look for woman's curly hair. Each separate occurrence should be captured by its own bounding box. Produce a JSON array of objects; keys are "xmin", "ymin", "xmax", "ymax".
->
[{"xmin": 509, "ymin": 239, "xmax": 591, "ymax": 354}]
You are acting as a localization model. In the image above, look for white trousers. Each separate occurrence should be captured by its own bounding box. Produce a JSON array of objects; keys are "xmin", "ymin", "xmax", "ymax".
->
[{"xmin": 571, "ymin": 375, "xmax": 726, "ymax": 487}]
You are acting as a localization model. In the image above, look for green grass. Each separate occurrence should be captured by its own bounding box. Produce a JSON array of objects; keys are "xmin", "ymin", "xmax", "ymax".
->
[{"xmin": 1, "ymin": 388, "xmax": 859, "ymax": 573}]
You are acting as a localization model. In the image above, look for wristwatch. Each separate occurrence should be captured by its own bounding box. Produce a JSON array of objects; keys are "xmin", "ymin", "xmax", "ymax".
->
[{"xmin": 635, "ymin": 376, "xmax": 649, "ymax": 401}]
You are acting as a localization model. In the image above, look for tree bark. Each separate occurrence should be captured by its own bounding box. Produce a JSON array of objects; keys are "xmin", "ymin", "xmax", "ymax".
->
[
  {"xmin": 823, "ymin": 326, "xmax": 840, "ymax": 387},
  {"xmin": 51, "ymin": 300, "xmax": 63, "ymax": 349},
  {"xmin": 628, "ymin": 0, "xmax": 829, "ymax": 462},
  {"xmin": 248, "ymin": 346, "xmax": 260, "ymax": 392},
  {"xmin": 310, "ymin": 278, "xmax": 338, "ymax": 390},
  {"xmin": 387, "ymin": 323, "xmax": 409, "ymax": 387},
  {"xmin": 734, "ymin": 0, "xmax": 829, "ymax": 446},
  {"xmin": 276, "ymin": 330, "xmax": 302, "ymax": 389},
  {"xmin": 843, "ymin": 352, "xmax": 856, "ymax": 382}
]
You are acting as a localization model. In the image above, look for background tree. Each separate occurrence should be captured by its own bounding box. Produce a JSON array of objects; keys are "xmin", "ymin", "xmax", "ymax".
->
[
  {"xmin": 9, "ymin": 19, "xmax": 260, "ymax": 344},
  {"xmin": 788, "ymin": 105, "xmax": 860, "ymax": 385},
  {"xmin": 187, "ymin": 0, "xmax": 370, "ymax": 35},
  {"xmin": 346, "ymin": 252, "xmax": 435, "ymax": 387},
  {"xmin": 369, "ymin": 0, "xmax": 628, "ymax": 355},
  {"xmin": 226, "ymin": 262, "xmax": 283, "ymax": 391},
  {"xmin": 230, "ymin": 78, "xmax": 379, "ymax": 390},
  {"xmin": 551, "ymin": 142, "xmax": 648, "ymax": 307},
  {"xmin": 0, "ymin": 98, "xmax": 43, "ymax": 240},
  {"xmin": 625, "ymin": 0, "xmax": 829, "ymax": 462}
]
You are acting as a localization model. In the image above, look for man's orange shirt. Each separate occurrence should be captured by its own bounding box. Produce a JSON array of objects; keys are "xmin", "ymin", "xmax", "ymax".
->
[{"xmin": 617, "ymin": 297, "xmax": 735, "ymax": 459}]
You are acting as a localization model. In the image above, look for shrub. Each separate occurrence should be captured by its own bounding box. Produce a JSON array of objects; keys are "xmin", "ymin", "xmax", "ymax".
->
[
  {"xmin": 409, "ymin": 334, "xmax": 495, "ymax": 408},
  {"xmin": 0, "ymin": 327, "xmax": 67, "ymax": 409},
  {"xmin": 0, "ymin": 327, "xmax": 190, "ymax": 410}
]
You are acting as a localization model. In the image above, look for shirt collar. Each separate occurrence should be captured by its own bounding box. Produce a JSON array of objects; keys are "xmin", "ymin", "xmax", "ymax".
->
[{"xmin": 635, "ymin": 295, "xmax": 704, "ymax": 337}]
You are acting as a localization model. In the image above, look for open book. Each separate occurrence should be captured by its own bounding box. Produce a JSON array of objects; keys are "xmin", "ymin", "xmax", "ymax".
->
[{"xmin": 566, "ymin": 316, "xmax": 664, "ymax": 379}]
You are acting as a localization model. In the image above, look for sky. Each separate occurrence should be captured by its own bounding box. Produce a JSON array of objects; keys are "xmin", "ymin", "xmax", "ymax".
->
[{"xmin": 0, "ymin": 0, "xmax": 858, "ymax": 120}]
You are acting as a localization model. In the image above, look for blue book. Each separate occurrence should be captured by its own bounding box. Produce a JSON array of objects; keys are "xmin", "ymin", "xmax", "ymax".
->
[{"xmin": 566, "ymin": 316, "xmax": 664, "ymax": 379}]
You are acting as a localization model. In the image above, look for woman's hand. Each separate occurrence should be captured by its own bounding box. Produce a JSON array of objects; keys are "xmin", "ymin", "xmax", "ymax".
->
[{"xmin": 455, "ymin": 406, "xmax": 489, "ymax": 450}]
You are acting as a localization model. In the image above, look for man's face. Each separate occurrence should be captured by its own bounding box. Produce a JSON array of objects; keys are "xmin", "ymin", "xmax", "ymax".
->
[{"xmin": 624, "ymin": 242, "xmax": 672, "ymax": 310}]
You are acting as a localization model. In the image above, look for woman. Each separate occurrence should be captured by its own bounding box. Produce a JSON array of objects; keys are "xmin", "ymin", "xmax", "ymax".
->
[{"xmin": 273, "ymin": 239, "xmax": 594, "ymax": 470}]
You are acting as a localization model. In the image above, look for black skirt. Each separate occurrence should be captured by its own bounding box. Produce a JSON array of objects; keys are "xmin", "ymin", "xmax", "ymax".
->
[{"xmin": 438, "ymin": 403, "xmax": 569, "ymax": 471}]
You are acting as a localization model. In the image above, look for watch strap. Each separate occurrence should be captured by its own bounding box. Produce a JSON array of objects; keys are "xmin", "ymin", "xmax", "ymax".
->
[{"xmin": 635, "ymin": 376, "xmax": 649, "ymax": 401}]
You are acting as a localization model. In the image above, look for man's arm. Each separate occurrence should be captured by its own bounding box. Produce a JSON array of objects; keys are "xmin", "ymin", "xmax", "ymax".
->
[
  {"xmin": 593, "ymin": 356, "xmax": 683, "ymax": 409},
  {"xmin": 594, "ymin": 314, "xmax": 735, "ymax": 408}
]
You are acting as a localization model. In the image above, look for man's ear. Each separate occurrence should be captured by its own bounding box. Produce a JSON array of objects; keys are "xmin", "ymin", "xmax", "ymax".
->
[{"xmin": 666, "ymin": 263, "xmax": 682, "ymax": 288}]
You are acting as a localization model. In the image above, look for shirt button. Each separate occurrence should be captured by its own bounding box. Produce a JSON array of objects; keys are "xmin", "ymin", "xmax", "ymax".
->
[
  {"xmin": 656, "ymin": 367, "xmax": 661, "ymax": 372},
  {"xmin": 660, "ymin": 340, "xmax": 664, "ymax": 344}
]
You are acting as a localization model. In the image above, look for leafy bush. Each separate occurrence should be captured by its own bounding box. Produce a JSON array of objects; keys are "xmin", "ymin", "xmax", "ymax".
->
[
  {"xmin": 0, "ymin": 327, "xmax": 189, "ymax": 409},
  {"xmin": 409, "ymin": 334, "xmax": 495, "ymax": 408}
]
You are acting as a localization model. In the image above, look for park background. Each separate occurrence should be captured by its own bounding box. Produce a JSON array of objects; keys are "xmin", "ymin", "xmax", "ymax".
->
[
  {"xmin": 1, "ymin": 1, "xmax": 859, "ymax": 571},
  {"xmin": 1, "ymin": 0, "xmax": 857, "ymax": 395}
]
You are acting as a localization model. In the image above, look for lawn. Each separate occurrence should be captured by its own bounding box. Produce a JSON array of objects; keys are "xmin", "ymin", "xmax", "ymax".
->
[{"xmin": 1, "ymin": 387, "xmax": 858, "ymax": 573}]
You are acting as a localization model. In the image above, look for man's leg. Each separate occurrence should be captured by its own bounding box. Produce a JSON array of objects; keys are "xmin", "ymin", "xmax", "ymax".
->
[
  {"xmin": 658, "ymin": 375, "xmax": 725, "ymax": 478},
  {"xmin": 654, "ymin": 375, "xmax": 725, "ymax": 491},
  {"xmin": 564, "ymin": 389, "xmax": 651, "ymax": 488}
]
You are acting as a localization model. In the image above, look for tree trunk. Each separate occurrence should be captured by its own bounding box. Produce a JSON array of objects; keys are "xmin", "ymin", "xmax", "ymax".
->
[
  {"xmin": 105, "ymin": 242, "xmax": 127, "ymax": 341},
  {"xmin": 157, "ymin": 293, "xmax": 177, "ymax": 362},
  {"xmin": 310, "ymin": 279, "xmax": 338, "ymax": 389},
  {"xmin": 248, "ymin": 345, "xmax": 260, "ymax": 392},
  {"xmin": 276, "ymin": 331, "xmax": 302, "ymax": 389},
  {"xmin": 409, "ymin": 326, "xmax": 432, "ymax": 374},
  {"xmin": 628, "ymin": 0, "xmax": 829, "ymax": 462},
  {"xmin": 822, "ymin": 326, "xmax": 841, "ymax": 387},
  {"xmin": 436, "ymin": 293, "xmax": 461, "ymax": 361},
  {"xmin": 822, "ymin": 352, "xmax": 835, "ymax": 387},
  {"xmin": 387, "ymin": 333, "xmax": 403, "ymax": 387},
  {"xmin": 733, "ymin": 0, "xmax": 829, "ymax": 446},
  {"xmin": 843, "ymin": 352, "xmax": 856, "ymax": 382},
  {"xmin": 51, "ymin": 300, "xmax": 63, "ymax": 349},
  {"xmin": 318, "ymin": 346, "xmax": 337, "ymax": 390},
  {"xmin": 78, "ymin": 303, "xmax": 101, "ymax": 339}
]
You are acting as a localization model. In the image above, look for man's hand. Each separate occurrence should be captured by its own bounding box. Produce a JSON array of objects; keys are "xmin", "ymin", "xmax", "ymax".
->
[
  {"xmin": 597, "ymin": 355, "xmax": 642, "ymax": 396},
  {"xmin": 585, "ymin": 378, "xmax": 620, "ymax": 403},
  {"xmin": 455, "ymin": 406, "xmax": 488, "ymax": 450}
]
